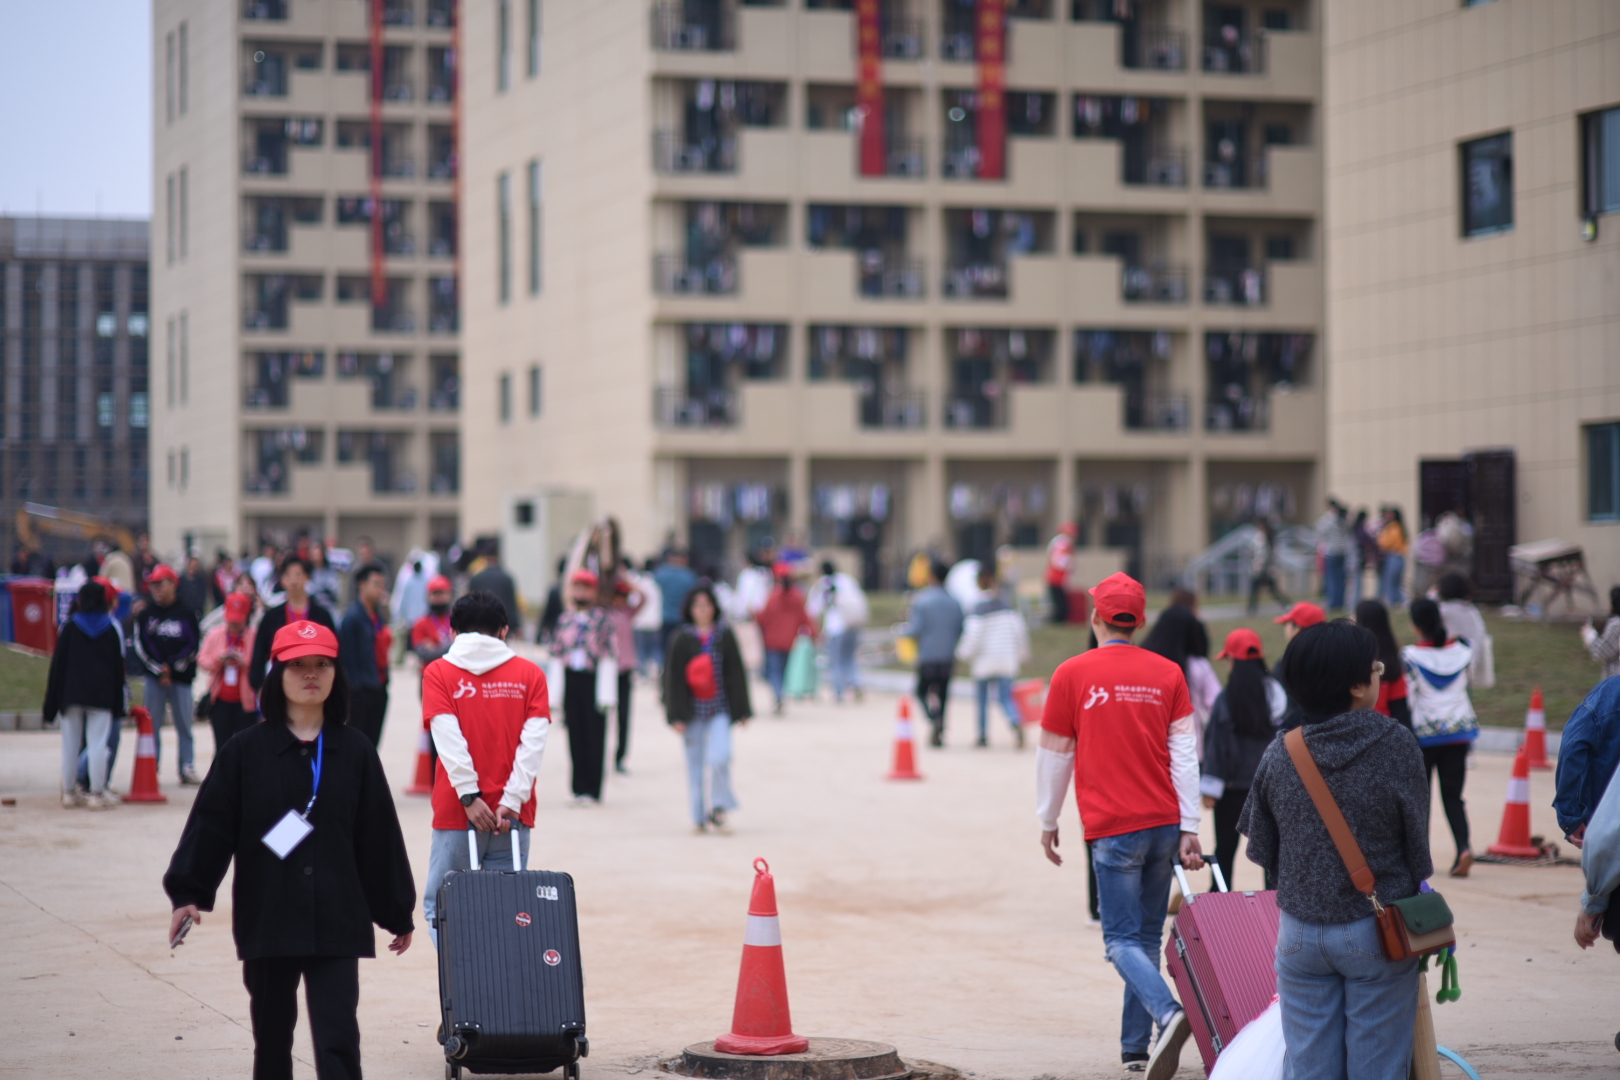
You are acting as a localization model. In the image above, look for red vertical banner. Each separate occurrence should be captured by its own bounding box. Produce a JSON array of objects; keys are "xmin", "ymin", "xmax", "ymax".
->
[
  {"xmin": 856, "ymin": 0, "xmax": 886, "ymax": 176},
  {"xmin": 975, "ymin": 0, "xmax": 1006, "ymax": 180}
]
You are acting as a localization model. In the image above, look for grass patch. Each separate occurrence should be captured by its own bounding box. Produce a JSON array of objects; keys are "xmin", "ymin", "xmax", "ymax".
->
[{"xmin": 0, "ymin": 647, "xmax": 50, "ymax": 711}]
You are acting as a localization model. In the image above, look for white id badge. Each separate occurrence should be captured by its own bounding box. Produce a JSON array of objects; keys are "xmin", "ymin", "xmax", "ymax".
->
[
  {"xmin": 261, "ymin": 810, "xmax": 314, "ymax": 859},
  {"xmin": 224, "ymin": 666, "xmax": 240, "ymax": 687}
]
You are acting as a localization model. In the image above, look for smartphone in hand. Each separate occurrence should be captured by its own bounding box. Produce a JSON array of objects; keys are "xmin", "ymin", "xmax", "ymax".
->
[{"xmin": 170, "ymin": 914, "xmax": 194, "ymax": 950}]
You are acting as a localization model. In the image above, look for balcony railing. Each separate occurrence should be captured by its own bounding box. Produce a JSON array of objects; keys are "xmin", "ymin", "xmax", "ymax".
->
[
  {"xmin": 1126, "ymin": 392, "xmax": 1190, "ymax": 431},
  {"xmin": 943, "ymin": 392, "xmax": 1008, "ymax": 430},
  {"xmin": 940, "ymin": 32, "xmax": 976, "ymax": 61},
  {"xmin": 382, "ymin": 156, "xmax": 416, "ymax": 178},
  {"xmin": 244, "ymin": 305, "xmax": 289, "ymax": 330},
  {"xmin": 880, "ymin": 17, "xmax": 924, "ymax": 58},
  {"xmin": 245, "ymin": 385, "xmax": 289, "ymax": 408},
  {"xmin": 1205, "ymin": 394, "xmax": 1270, "ymax": 432},
  {"xmin": 383, "ymin": 0, "xmax": 415, "ymax": 26},
  {"xmin": 426, "ymin": 0, "xmax": 455, "ymax": 28},
  {"xmin": 650, "ymin": 1, "xmax": 734, "ymax": 51},
  {"xmin": 1203, "ymin": 265, "xmax": 1266, "ymax": 306},
  {"xmin": 1202, "ymin": 32, "xmax": 1266, "ymax": 74},
  {"xmin": 859, "ymin": 389, "xmax": 927, "ymax": 430},
  {"xmin": 1124, "ymin": 145, "xmax": 1187, "ymax": 186},
  {"xmin": 384, "ymin": 233, "xmax": 416, "ymax": 256},
  {"xmin": 428, "ymin": 154, "xmax": 456, "ymax": 180},
  {"xmin": 652, "ymin": 129, "xmax": 738, "ymax": 174},
  {"xmin": 876, "ymin": 136, "xmax": 926, "ymax": 178},
  {"xmin": 653, "ymin": 253, "xmax": 738, "ymax": 296},
  {"xmin": 1203, "ymin": 153, "xmax": 1268, "ymax": 190},
  {"xmin": 372, "ymin": 307, "xmax": 417, "ymax": 332},
  {"xmin": 655, "ymin": 387, "xmax": 738, "ymax": 429},
  {"xmin": 244, "ymin": 151, "xmax": 288, "ymax": 176},
  {"xmin": 1122, "ymin": 264, "xmax": 1189, "ymax": 303},
  {"xmin": 244, "ymin": 0, "xmax": 287, "ymax": 18},
  {"xmin": 1124, "ymin": 26, "xmax": 1187, "ymax": 70},
  {"xmin": 382, "ymin": 78, "xmax": 414, "ymax": 102},
  {"xmin": 858, "ymin": 254, "xmax": 925, "ymax": 299},
  {"xmin": 942, "ymin": 262, "xmax": 1007, "ymax": 300},
  {"xmin": 941, "ymin": 142, "xmax": 990, "ymax": 180}
]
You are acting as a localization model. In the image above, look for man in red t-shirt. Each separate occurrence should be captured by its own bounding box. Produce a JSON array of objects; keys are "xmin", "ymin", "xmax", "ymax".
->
[
  {"xmin": 1044, "ymin": 522, "xmax": 1077, "ymax": 625},
  {"xmin": 1036, "ymin": 572, "xmax": 1203, "ymax": 1079},
  {"xmin": 420, "ymin": 590, "xmax": 551, "ymax": 948}
]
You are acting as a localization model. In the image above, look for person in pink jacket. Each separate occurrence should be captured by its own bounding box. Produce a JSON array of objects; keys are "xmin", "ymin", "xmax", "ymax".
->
[
  {"xmin": 198, "ymin": 592, "xmax": 258, "ymax": 755},
  {"xmin": 755, "ymin": 563, "xmax": 815, "ymax": 715}
]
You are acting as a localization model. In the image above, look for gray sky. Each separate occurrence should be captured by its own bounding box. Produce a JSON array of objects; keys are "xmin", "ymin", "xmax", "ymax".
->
[{"xmin": 0, "ymin": 0, "xmax": 151, "ymax": 219}]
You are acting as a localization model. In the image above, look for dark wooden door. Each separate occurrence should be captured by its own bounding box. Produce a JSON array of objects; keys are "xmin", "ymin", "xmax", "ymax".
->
[{"xmin": 1467, "ymin": 449, "xmax": 1516, "ymax": 602}]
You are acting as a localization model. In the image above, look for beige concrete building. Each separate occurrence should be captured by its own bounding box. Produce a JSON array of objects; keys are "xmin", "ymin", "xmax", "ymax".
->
[
  {"xmin": 460, "ymin": 0, "xmax": 1327, "ymax": 587},
  {"xmin": 1323, "ymin": 0, "xmax": 1620, "ymax": 601},
  {"xmin": 150, "ymin": 0, "xmax": 461, "ymax": 566}
]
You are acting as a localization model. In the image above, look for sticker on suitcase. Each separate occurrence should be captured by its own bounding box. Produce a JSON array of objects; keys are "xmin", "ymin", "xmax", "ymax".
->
[
  {"xmin": 515, "ymin": 912, "xmax": 532, "ymax": 927},
  {"xmin": 537, "ymin": 885, "xmax": 559, "ymax": 900},
  {"xmin": 544, "ymin": 949, "xmax": 561, "ymax": 966}
]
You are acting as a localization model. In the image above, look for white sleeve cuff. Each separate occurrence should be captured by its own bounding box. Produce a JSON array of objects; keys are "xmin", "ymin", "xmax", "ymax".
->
[
  {"xmin": 430, "ymin": 713, "xmax": 481, "ymax": 797},
  {"xmin": 1200, "ymin": 774, "xmax": 1226, "ymax": 801},
  {"xmin": 1170, "ymin": 729, "xmax": 1201, "ymax": 833},
  {"xmin": 501, "ymin": 716, "xmax": 551, "ymax": 812},
  {"xmin": 1035, "ymin": 746, "xmax": 1075, "ymax": 833}
]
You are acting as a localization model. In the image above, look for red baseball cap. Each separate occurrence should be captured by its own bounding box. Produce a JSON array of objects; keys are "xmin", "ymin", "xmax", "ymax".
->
[
  {"xmin": 224, "ymin": 593, "xmax": 253, "ymax": 621},
  {"xmin": 1274, "ymin": 602, "xmax": 1326, "ymax": 629},
  {"xmin": 773, "ymin": 561, "xmax": 794, "ymax": 579},
  {"xmin": 146, "ymin": 564, "xmax": 179, "ymax": 585},
  {"xmin": 1217, "ymin": 628, "xmax": 1265, "ymax": 660},
  {"xmin": 92, "ymin": 575, "xmax": 120, "ymax": 606},
  {"xmin": 1089, "ymin": 572, "xmax": 1146, "ymax": 628},
  {"xmin": 270, "ymin": 620, "xmax": 339, "ymax": 662},
  {"xmin": 426, "ymin": 575, "xmax": 453, "ymax": 593},
  {"xmin": 569, "ymin": 568, "xmax": 599, "ymax": 587}
]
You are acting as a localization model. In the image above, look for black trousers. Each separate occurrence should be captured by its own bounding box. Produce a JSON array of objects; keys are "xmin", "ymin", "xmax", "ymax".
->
[
  {"xmin": 349, "ymin": 686, "xmax": 389, "ymax": 748},
  {"xmin": 916, "ymin": 662, "xmax": 953, "ymax": 735},
  {"xmin": 1212, "ymin": 787, "xmax": 1248, "ymax": 891},
  {"xmin": 1048, "ymin": 583, "xmax": 1069, "ymax": 625},
  {"xmin": 1423, "ymin": 743, "xmax": 1471, "ymax": 856},
  {"xmin": 564, "ymin": 669, "xmax": 607, "ymax": 799},
  {"xmin": 615, "ymin": 670, "xmax": 633, "ymax": 768},
  {"xmin": 1248, "ymin": 571, "xmax": 1289, "ymax": 614},
  {"xmin": 242, "ymin": 955, "xmax": 361, "ymax": 1080},
  {"xmin": 209, "ymin": 699, "xmax": 255, "ymax": 755}
]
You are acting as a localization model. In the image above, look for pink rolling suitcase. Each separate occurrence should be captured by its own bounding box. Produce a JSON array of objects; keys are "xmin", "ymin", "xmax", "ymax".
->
[{"xmin": 1164, "ymin": 864, "xmax": 1281, "ymax": 1074}]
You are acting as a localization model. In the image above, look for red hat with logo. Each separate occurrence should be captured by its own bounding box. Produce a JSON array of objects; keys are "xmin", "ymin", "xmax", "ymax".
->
[
  {"xmin": 1273, "ymin": 602, "xmax": 1326, "ymax": 629},
  {"xmin": 224, "ymin": 593, "xmax": 253, "ymax": 622},
  {"xmin": 270, "ymin": 620, "xmax": 340, "ymax": 662},
  {"xmin": 569, "ymin": 568, "xmax": 599, "ymax": 588},
  {"xmin": 426, "ymin": 575, "xmax": 453, "ymax": 593},
  {"xmin": 1217, "ymin": 628, "xmax": 1265, "ymax": 661},
  {"xmin": 1088, "ymin": 572, "xmax": 1146, "ymax": 629},
  {"xmin": 146, "ymin": 564, "xmax": 179, "ymax": 586}
]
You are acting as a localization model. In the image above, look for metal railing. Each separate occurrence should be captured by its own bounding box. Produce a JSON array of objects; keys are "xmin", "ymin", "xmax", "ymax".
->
[
  {"xmin": 243, "ymin": 306, "xmax": 289, "ymax": 330},
  {"xmin": 650, "ymin": 1, "xmax": 734, "ymax": 51},
  {"xmin": 244, "ymin": 0, "xmax": 287, "ymax": 18},
  {"xmin": 1124, "ymin": 145, "xmax": 1187, "ymax": 187},
  {"xmin": 1124, "ymin": 26, "xmax": 1187, "ymax": 70},
  {"xmin": 942, "ymin": 261, "xmax": 1008, "ymax": 300},
  {"xmin": 1125, "ymin": 392, "xmax": 1190, "ymax": 431},
  {"xmin": 943, "ymin": 392, "xmax": 1008, "ymax": 430},
  {"xmin": 371, "ymin": 308, "xmax": 417, "ymax": 333},
  {"xmin": 1121, "ymin": 264, "xmax": 1188, "ymax": 303},
  {"xmin": 652, "ymin": 129, "xmax": 737, "ymax": 174},
  {"xmin": 652, "ymin": 253, "xmax": 738, "ymax": 296},
  {"xmin": 654, "ymin": 387, "xmax": 739, "ymax": 428},
  {"xmin": 1202, "ymin": 31, "xmax": 1266, "ymax": 74},
  {"xmin": 880, "ymin": 136, "xmax": 926, "ymax": 178},
  {"xmin": 1203, "ymin": 152, "xmax": 1270, "ymax": 190},
  {"xmin": 939, "ymin": 32, "xmax": 976, "ymax": 61},
  {"xmin": 1204, "ymin": 393, "xmax": 1271, "ymax": 432},
  {"xmin": 382, "ymin": 156, "xmax": 415, "ymax": 178},
  {"xmin": 1203, "ymin": 265, "xmax": 1266, "ymax": 306},
  {"xmin": 879, "ymin": 17, "xmax": 924, "ymax": 58},
  {"xmin": 243, "ymin": 153, "xmax": 289, "ymax": 176},
  {"xmin": 858, "ymin": 388, "xmax": 927, "ymax": 430},
  {"xmin": 941, "ymin": 141, "xmax": 984, "ymax": 179},
  {"xmin": 857, "ymin": 255, "xmax": 925, "ymax": 299}
]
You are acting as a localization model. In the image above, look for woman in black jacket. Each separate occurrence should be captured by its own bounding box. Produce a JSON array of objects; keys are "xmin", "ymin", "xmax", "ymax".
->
[
  {"xmin": 164, "ymin": 620, "xmax": 415, "ymax": 1080},
  {"xmin": 1200, "ymin": 628, "xmax": 1287, "ymax": 890},
  {"xmin": 664, "ymin": 583, "xmax": 752, "ymax": 833},
  {"xmin": 44, "ymin": 580, "xmax": 127, "ymax": 810}
]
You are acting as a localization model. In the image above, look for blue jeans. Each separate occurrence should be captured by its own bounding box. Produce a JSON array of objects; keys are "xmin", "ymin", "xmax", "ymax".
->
[
  {"xmin": 683, "ymin": 713, "xmax": 737, "ymax": 825},
  {"xmin": 974, "ymin": 677, "xmax": 1020, "ymax": 741},
  {"xmin": 1380, "ymin": 554, "xmax": 1406, "ymax": 606},
  {"xmin": 1092, "ymin": 824, "xmax": 1182, "ymax": 1055},
  {"xmin": 764, "ymin": 649, "xmax": 789, "ymax": 705},
  {"xmin": 825, "ymin": 630, "xmax": 859, "ymax": 701},
  {"xmin": 145, "ymin": 678, "xmax": 195, "ymax": 773},
  {"xmin": 422, "ymin": 824, "xmax": 532, "ymax": 949},
  {"xmin": 634, "ymin": 628, "xmax": 661, "ymax": 675},
  {"xmin": 1276, "ymin": 911, "xmax": 1417, "ymax": 1080},
  {"xmin": 1322, "ymin": 553, "xmax": 1347, "ymax": 610}
]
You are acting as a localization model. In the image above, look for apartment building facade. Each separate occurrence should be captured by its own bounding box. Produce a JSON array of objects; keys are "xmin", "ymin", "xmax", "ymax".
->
[
  {"xmin": 1323, "ymin": 0, "xmax": 1620, "ymax": 597},
  {"xmin": 463, "ymin": 0, "xmax": 1325, "ymax": 587},
  {"xmin": 150, "ymin": 0, "xmax": 461, "ymax": 565},
  {"xmin": 0, "ymin": 216, "xmax": 151, "ymax": 566}
]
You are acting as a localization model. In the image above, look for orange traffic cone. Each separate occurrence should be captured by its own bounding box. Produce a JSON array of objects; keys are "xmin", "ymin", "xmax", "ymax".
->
[
  {"xmin": 406, "ymin": 726, "xmax": 435, "ymax": 795},
  {"xmin": 1523, "ymin": 687, "xmax": 1552, "ymax": 770},
  {"xmin": 886, "ymin": 697, "xmax": 923, "ymax": 781},
  {"xmin": 713, "ymin": 858, "xmax": 809, "ymax": 1056},
  {"xmin": 1486, "ymin": 746, "xmax": 1542, "ymax": 858},
  {"xmin": 123, "ymin": 706, "xmax": 167, "ymax": 804}
]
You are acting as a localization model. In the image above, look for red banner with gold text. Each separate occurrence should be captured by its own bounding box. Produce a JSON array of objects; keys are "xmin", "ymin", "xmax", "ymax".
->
[
  {"xmin": 975, "ymin": 0, "xmax": 1006, "ymax": 180},
  {"xmin": 857, "ymin": 0, "xmax": 886, "ymax": 176}
]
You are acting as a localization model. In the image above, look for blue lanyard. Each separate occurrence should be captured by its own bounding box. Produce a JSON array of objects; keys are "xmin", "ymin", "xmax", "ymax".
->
[{"xmin": 303, "ymin": 733, "xmax": 324, "ymax": 817}]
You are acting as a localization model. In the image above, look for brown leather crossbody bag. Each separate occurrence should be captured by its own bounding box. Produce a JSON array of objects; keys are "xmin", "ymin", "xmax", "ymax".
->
[{"xmin": 1284, "ymin": 728, "xmax": 1456, "ymax": 961}]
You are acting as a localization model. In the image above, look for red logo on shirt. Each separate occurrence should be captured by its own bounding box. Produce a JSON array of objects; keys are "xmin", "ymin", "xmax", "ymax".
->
[
  {"xmin": 515, "ymin": 912, "xmax": 532, "ymax": 927},
  {"xmin": 544, "ymin": 949, "xmax": 561, "ymax": 966}
]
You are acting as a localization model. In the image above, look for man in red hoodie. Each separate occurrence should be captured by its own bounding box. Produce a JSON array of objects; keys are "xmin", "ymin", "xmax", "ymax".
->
[{"xmin": 756, "ymin": 562, "xmax": 815, "ymax": 715}]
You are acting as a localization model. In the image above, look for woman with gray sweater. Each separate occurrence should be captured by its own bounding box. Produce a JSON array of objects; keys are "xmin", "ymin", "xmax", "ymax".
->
[{"xmin": 1238, "ymin": 620, "xmax": 1433, "ymax": 1080}]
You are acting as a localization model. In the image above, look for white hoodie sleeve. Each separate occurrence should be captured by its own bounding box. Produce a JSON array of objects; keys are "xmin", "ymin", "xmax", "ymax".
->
[
  {"xmin": 430, "ymin": 713, "xmax": 481, "ymax": 798},
  {"xmin": 1169, "ymin": 713, "xmax": 1201, "ymax": 834},
  {"xmin": 500, "ymin": 716, "xmax": 551, "ymax": 813},
  {"xmin": 1035, "ymin": 745, "xmax": 1074, "ymax": 833}
]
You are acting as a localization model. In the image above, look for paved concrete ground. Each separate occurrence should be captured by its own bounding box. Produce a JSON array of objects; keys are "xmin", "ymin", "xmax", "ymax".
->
[{"xmin": 2, "ymin": 668, "xmax": 1618, "ymax": 1079}]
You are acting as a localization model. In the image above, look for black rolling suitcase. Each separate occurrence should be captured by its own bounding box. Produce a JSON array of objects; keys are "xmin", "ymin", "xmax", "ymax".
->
[{"xmin": 437, "ymin": 828, "xmax": 588, "ymax": 1079}]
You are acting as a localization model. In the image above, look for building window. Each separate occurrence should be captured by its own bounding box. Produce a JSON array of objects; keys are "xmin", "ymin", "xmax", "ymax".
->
[
  {"xmin": 179, "ymin": 21, "xmax": 189, "ymax": 115},
  {"xmin": 180, "ymin": 311, "xmax": 189, "ymax": 403},
  {"xmin": 180, "ymin": 446, "xmax": 189, "ymax": 489},
  {"xmin": 527, "ymin": 0, "xmax": 541, "ymax": 76},
  {"xmin": 497, "ymin": 0, "xmax": 511, "ymax": 92},
  {"xmin": 526, "ymin": 159, "xmax": 542, "ymax": 295},
  {"xmin": 1590, "ymin": 422, "xmax": 1620, "ymax": 522},
  {"xmin": 527, "ymin": 363, "xmax": 541, "ymax": 416},
  {"xmin": 166, "ymin": 316, "xmax": 176, "ymax": 405},
  {"xmin": 1461, "ymin": 132, "xmax": 1513, "ymax": 237},
  {"xmin": 498, "ymin": 171, "xmax": 512, "ymax": 303},
  {"xmin": 166, "ymin": 32, "xmax": 176, "ymax": 123},
  {"xmin": 1582, "ymin": 106, "xmax": 1620, "ymax": 220},
  {"xmin": 166, "ymin": 174, "xmax": 176, "ymax": 264},
  {"xmin": 499, "ymin": 372, "xmax": 512, "ymax": 423},
  {"xmin": 168, "ymin": 448, "xmax": 176, "ymax": 486},
  {"xmin": 179, "ymin": 166, "xmax": 189, "ymax": 259}
]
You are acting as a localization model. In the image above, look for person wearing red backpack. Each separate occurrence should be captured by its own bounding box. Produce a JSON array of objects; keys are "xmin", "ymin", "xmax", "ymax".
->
[{"xmin": 664, "ymin": 583, "xmax": 752, "ymax": 834}]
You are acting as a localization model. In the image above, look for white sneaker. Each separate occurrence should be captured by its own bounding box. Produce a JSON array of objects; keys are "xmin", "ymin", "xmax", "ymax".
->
[
  {"xmin": 1145, "ymin": 1008, "xmax": 1190, "ymax": 1080},
  {"xmin": 84, "ymin": 791, "xmax": 119, "ymax": 811},
  {"xmin": 62, "ymin": 790, "xmax": 87, "ymax": 809}
]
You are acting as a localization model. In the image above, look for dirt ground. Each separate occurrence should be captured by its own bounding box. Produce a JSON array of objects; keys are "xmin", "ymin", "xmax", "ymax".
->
[{"xmin": 2, "ymin": 667, "xmax": 1617, "ymax": 1080}]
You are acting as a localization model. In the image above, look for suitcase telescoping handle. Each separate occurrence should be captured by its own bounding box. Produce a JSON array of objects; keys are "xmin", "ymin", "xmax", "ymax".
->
[
  {"xmin": 1173, "ymin": 860, "xmax": 1227, "ymax": 905},
  {"xmin": 466, "ymin": 822, "xmax": 525, "ymax": 871}
]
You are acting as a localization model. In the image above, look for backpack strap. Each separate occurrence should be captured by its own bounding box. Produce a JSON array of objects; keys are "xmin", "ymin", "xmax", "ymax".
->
[{"xmin": 1284, "ymin": 727, "xmax": 1378, "ymax": 899}]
